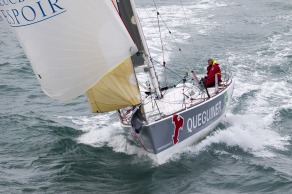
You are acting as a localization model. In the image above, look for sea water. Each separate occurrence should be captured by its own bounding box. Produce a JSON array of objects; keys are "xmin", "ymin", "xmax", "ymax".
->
[{"xmin": 0, "ymin": 0, "xmax": 291, "ymax": 193}]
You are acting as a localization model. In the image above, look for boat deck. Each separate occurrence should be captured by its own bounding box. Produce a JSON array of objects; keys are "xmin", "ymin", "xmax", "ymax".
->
[
  {"xmin": 120, "ymin": 79, "xmax": 232, "ymax": 125},
  {"xmin": 143, "ymin": 80, "xmax": 231, "ymax": 122}
]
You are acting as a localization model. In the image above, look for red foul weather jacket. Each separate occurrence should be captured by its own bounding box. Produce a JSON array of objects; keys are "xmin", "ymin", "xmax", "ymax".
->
[{"xmin": 205, "ymin": 63, "xmax": 222, "ymax": 87}]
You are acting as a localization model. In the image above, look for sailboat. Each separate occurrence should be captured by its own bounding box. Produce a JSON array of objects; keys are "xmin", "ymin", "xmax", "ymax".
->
[{"xmin": 1, "ymin": 0, "xmax": 234, "ymax": 164}]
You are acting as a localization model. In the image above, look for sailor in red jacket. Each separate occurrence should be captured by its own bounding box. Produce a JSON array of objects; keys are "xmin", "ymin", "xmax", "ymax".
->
[{"xmin": 204, "ymin": 59, "xmax": 222, "ymax": 87}]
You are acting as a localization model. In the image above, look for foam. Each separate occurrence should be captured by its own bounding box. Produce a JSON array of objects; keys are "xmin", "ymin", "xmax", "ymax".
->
[
  {"xmin": 168, "ymin": 113, "xmax": 291, "ymax": 163},
  {"xmin": 62, "ymin": 0, "xmax": 291, "ymax": 165},
  {"xmin": 166, "ymin": 44, "xmax": 291, "ymax": 163},
  {"xmin": 165, "ymin": 33, "xmax": 292, "ymax": 163},
  {"xmin": 135, "ymin": 0, "xmax": 229, "ymax": 61},
  {"xmin": 58, "ymin": 114, "xmax": 157, "ymax": 164},
  {"xmin": 186, "ymin": 0, "xmax": 228, "ymax": 10},
  {"xmin": 65, "ymin": 80, "xmax": 291, "ymax": 165}
]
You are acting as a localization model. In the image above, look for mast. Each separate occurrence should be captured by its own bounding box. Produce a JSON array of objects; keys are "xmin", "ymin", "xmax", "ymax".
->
[{"xmin": 128, "ymin": 0, "xmax": 162, "ymax": 97}]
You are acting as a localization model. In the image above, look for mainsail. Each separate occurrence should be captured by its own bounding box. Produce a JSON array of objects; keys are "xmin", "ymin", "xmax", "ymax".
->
[{"xmin": 0, "ymin": 0, "xmax": 141, "ymax": 112}]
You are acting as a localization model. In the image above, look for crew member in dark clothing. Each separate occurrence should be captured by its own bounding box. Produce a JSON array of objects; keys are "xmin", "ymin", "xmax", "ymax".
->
[{"xmin": 204, "ymin": 59, "xmax": 222, "ymax": 87}]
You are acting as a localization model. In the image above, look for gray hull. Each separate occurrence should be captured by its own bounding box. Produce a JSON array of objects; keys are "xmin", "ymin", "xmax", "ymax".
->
[{"xmin": 122, "ymin": 81, "xmax": 235, "ymax": 163}]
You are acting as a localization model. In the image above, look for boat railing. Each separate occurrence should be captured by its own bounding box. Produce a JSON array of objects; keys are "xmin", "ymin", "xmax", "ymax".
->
[
  {"xmin": 119, "ymin": 68, "xmax": 233, "ymax": 125},
  {"xmin": 143, "ymin": 69, "xmax": 233, "ymax": 122}
]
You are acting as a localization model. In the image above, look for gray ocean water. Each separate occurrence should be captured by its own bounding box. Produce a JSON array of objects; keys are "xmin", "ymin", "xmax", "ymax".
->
[{"xmin": 1, "ymin": 0, "xmax": 292, "ymax": 193}]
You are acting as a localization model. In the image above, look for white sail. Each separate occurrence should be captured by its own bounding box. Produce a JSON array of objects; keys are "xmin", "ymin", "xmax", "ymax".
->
[{"xmin": 0, "ymin": 0, "xmax": 138, "ymax": 101}]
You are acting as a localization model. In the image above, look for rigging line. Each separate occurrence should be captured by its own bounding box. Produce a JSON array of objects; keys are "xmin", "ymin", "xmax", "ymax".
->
[
  {"xmin": 152, "ymin": 0, "xmax": 167, "ymax": 67},
  {"xmin": 151, "ymin": 0, "xmax": 159, "ymax": 12},
  {"xmin": 157, "ymin": 14, "xmax": 194, "ymax": 68},
  {"xmin": 138, "ymin": 0, "xmax": 192, "ymax": 72},
  {"xmin": 131, "ymin": 2, "xmax": 161, "ymax": 91},
  {"xmin": 138, "ymin": 0, "xmax": 194, "ymax": 86},
  {"xmin": 150, "ymin": 57, "xmax": 184, "ymax": 79},
  {"xmin": 179, "ymin": 0, "xmax": 197, "ymax": 55},
  {"xmin": 138, "ymin": 0, "xmax": 173, "ymax": 62},
  {"xmin": 138, "ymin": 0, "xmax": 176, "ymax": 87},
  {"xmin": 156, "ymin": 11, "xmax": 166, "ymax": 66},
  {"xmin": 149, "ymin": 0, "xmax": 195, "ymax": 70},
  {"xmin": 151, "ymin": 0, "xmax": 191, "ymax": 87},
  {"xmin": 155, "ymin": 8, "xmax": 168, "ymax": 87},
  {"xmin": 153, "ymin": 0, "xmax": 167, "ymax": 88}
]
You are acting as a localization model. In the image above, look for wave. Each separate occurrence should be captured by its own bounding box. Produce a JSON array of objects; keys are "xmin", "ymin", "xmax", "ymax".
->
[
  {"xmin": 165, "ymin": 112, "xmax": 291, "ymax": 165},
  {"xmin": 53, "ymin": 0, "xmax": 291, "ymax": 165},
  {"xmin": 58, "ymin": 114, "xmax": 157, "ymax": 164}
]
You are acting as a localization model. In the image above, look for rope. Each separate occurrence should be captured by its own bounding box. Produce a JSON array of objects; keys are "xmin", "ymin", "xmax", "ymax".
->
[
  {"xmin": 156, "ymin": 11, "xmax": 166, "ymax": 67},
  {"xmin": 151, "ymin": 0, "xmax": 192, "ymax": 65},
  {"xmin": 131, "ymin": 4, "xmax": 162, "ymax": 93},
  {"xmin": 150, "ymin": 57, "xmax": 184, "ymax": 79},
  {"xmin": 137, "ymin": 0, "xmax": 200, "ymax": 86},
  {"xmin": 138, "ymin": 0, "xmax": 172, "ymax": 62},
  {"xmin": 157, "ymin": 13, "xmax": 191, "ymax": 65},
  {"xmin": 151, "ymin": 0, "xmax": 165, "ymax": 65},
  {"xmin": 179, "ymin": 0, "xmax": 197, "ymax": 55},
  {"xmin": 155, "ymin": 9, "xmax": 169, "ymax": 87}
]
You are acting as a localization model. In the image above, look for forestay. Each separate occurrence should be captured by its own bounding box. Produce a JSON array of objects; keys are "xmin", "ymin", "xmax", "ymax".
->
[{"xmin": 0, "ymin": 0, "xmax": 141, "ymax": 112}]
